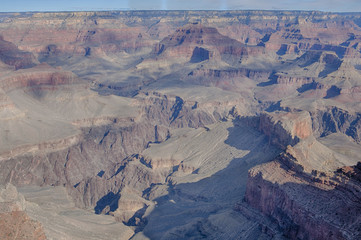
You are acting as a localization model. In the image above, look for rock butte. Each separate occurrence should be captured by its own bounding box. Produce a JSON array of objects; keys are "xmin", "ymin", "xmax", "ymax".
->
[{"xmin": 0, "ymin": 10, "xmax": 360, "ymax": 239}]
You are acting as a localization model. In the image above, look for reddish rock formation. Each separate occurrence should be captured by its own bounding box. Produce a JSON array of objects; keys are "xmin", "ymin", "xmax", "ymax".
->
[
  {"xmin": 0, "ymin": 65, "xmax": 78, "ymax": 92},
  {"xmin": 245, "ymin": 158, "xmax": 361, "ymax": 240},
  {"xmin": 0, "ymin": 36, "xmax": 37, "ymax": 69},
  {"xmin": 242, "ymin": 107, "xmax": 361, "ymax": 240},
  {"xmin": 0, "ymin": 184, "xmax": 46, "ymax": 240},
  {"xmin": 238, "ymin": 111, "xmax": 312, "ymax": 150},
  {"xmin": 275, "ymin": 75, "xmax": 314, "ymax": 86},
  {"xmin": 153, "ymin": 23, "xmax": 265, "ymax": 64},
  {"xmin": 0, "ymin": 211, "xmax": 47, "ymax": 240}
]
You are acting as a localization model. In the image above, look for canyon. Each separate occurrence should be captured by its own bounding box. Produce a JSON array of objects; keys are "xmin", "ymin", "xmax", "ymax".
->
[{"xmin": 0, "ymin": 10, "xmax": 360, "ymax": 239}]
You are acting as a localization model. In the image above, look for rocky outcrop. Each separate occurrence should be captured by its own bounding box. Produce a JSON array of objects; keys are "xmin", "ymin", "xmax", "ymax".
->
[
  {"xmin": 275, "ymin": 75, "xmax": 314, "ymax": 86},
  {"xmin": 0, "ymin": 134, "xmax": 81, "ymax": 161},
  {"xmin": 0, "ymin": 36, "xmax": 37, "ymax": 69},
  {"xmin": 153, "ymin": 23, "xmax": 254, "ymax": 64},
  {"xmin": 238, "ymin": 111, "xmax": 312, "ymax": 150},
  {"xmin": 68, "ymin": 153, "xmax": 168, "ymax": 209},
  {"xmin": 137, "ymin": 92, "xmax": 223, "ymax": 128},
  {"xmin": 190, "ymin": 47, "xmax": 211, "ymax": 63},
  {"xmin": 241, "ymin": 108, "xmax": 361, "ymax": 239},
  {"xmin": 0, "ymin": 64, "xmax": 78, "ymax": 92},
  {"xmin": 0, "ymin": 183, "xmax": 46, "ymax": 240},
  {"xmin": 187, "ymin": 68, "xmax": 271, "ymax": 82},
  {"xmin": 184, "ymin": 68, "xmax": 271, "ymax": 92},
  {"xmin": 310, "ymin": 107, "xmax": 361, "ymax": 142},
  {"xmin": 245, "ymin": 158, "xmax": 361, "ymax": 240},
  {"xmin": 337, "ymin": 162, "xmax": 361, "ymax": 182}
]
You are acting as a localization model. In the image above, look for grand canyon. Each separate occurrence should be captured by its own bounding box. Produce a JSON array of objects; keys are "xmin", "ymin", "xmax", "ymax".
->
[{"xmin": 0, "ymin": 10, "xmax": 360, "ymax": 239}]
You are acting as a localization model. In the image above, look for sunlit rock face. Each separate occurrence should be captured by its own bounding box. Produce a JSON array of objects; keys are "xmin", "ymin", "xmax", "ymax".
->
[
  {"xmin": 0, "ymin": 184, "xmax": 47, "ymax": 240},
  {"xmin": 0, "ymin": 10, "xmax": 360, "ymax": 239}
]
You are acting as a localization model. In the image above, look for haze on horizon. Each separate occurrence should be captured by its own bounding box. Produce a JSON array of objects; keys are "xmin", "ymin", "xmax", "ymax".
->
[{"xmin": 2, "ymin": 0, "xmax": 361, "ymax": 13}]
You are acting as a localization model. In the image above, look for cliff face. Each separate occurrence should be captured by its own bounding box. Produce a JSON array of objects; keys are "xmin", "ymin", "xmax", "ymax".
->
[
  {"xmin": 153, "ymin": 24, "xmax": 252, "ymax": 64},
  {"xmin": 237, "ymin": 111, "xmax": 312, "ymax": 150},
  {"xmin": 245, "ymin": 159, "xmax": 361, "ymax": 240},
  {"xmin": 242, "ymin": 109, "xmax": 361, "ymax": 240},
  {"xmin": 0, "ymin": 64, "xmax": 77, "ymax": 92},
  {"xmin": 0, "ymin": 36, "xmax": 37, "ymax": 69},
  {"xmin": 258, "ymin": 111, "xmax": 312, "ymax": 149}
]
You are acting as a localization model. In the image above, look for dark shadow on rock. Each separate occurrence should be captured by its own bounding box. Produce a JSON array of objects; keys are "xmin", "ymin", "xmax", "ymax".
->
[
  {"xmin": 97, "ymin": 170, "xmax": 105, "ymax": 177},
  {"xmin": 257, "ymin": 72, "xmax": 278, "ymax": 87},
  {"xmin": 318, "ymin": 58, "xmax": 342, "ymax": 78},
  {"xmin": 84, "ymin": 47, "xmax": 91, "ymax": 57},
  {"xmin": 95, "ymin": 77, "xmax": 156, "ymax": 97},
  {"xmin": 94, "ymin": 192, "xmax": 120, "ymax": 214},
  {"xmin": 190, "ymin": 47, "xmax": 210, "ymax": 63},
  {"xmin": 310, "ymin": 44, "xmax": 346, "ymax": 59},
  {"xmin": 324, "ymin": 85, "xmax": 341, "ymax": 99},
  {"xmin": 125, "ymin": 205, "xmax": 148, "ymax": 229},
  {"xmin": 28, "ymin": 86, "xmax": 46, "ymax": 100},
  {"xmin": 276, "ymin": 44, "xmax": 288, "ymax": 56},
  {"xmin": 260, "ymin": 33, "xmax": 271, "ymax": 43},
  {"xmin": 265, "ymin": 101, "xmax": 289, "ymax": 112},
  {"xmin": 298, "ymin": 51, "xmax": 322, "ymax": 68},
  {"xmin": 169, "ymin": 96, "xmax": 184, "ymax": 123},
  {"xmin": 297, "ymin": 81, "xmax": 318, "ymax": 93},
  {"xmin": 355, "ymin": 65, "xmax": 361, "ymax": 71}
]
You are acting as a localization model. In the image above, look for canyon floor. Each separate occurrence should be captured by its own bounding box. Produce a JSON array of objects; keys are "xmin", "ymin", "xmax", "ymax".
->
[{"xmin": 0, "ymin": 10, "xmax": 360, "ymax": 239}]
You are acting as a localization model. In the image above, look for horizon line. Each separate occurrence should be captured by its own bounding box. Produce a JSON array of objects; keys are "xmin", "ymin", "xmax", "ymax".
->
[{"xmin": 0, "ymin": 9, "xmax": 360, "ymax": 14}]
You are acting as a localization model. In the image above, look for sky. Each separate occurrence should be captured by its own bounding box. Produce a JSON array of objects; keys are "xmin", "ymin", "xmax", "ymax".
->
[{"xmin": 1, "ymin": 0, "xmax": 361, "ymax": 13}]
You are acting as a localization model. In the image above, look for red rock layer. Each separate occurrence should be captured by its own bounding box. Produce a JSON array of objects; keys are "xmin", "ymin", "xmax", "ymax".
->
[
  {"xmin": 0, "ymin": 36, "xmax": 37, "ymax": 69},
  {"xmin": 0, "ymin": 211, "xmax": 47, "ymax": 240},
  {"xmin": 0, "ymin": 65, "xmax": 77, "ymax": 92}
]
